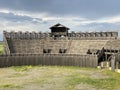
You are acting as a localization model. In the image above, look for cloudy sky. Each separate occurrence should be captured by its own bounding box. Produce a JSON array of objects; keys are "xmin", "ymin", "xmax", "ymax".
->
[{"xmin": 0, "ymin": 0, "xmax": 120, "ymax": 40}]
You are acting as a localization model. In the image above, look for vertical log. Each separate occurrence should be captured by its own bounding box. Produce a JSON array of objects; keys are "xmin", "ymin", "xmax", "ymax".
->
[{"xmin": 111, "ymin": 55, "xmax": 115, "ymax": 71}]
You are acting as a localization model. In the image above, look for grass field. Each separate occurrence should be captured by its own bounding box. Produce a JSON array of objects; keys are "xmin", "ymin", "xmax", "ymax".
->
[
  {"xmin": 0, "ymin": 43, "xmax": 3, "ymax": 54},
  {"xmin": 0, "ymin": 65, "xmax": 120, "ymax": 90}
]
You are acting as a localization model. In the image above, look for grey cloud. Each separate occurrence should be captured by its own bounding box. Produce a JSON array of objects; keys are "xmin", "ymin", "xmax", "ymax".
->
[
  {"xmin": 0, "ymin": 0, "xmax": 120, "ymax": 19},
  {"xmin": 0, "ymin": 12, "xmax": 42, "ymax": 23},
  {"xmin": 77, "ymin": 22, "xmax": 120, "ymax": 32}
]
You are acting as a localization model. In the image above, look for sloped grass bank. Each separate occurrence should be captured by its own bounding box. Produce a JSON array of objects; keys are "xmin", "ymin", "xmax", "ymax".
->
[
  {"xmin": 0, "ymin": 44, "xmax": 3, "ymax": 54},
  {"xmin": 0, "ymin": 66, "xmax": 120, "ymax": 90}
]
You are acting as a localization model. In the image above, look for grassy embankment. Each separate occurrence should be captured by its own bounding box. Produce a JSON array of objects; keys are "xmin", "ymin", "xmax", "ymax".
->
[{"xmin": 0, "ymin": 43, "xmax": 3, "ymax": 54}]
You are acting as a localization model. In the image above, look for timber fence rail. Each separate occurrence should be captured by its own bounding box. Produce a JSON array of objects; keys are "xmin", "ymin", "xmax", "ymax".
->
[{"xmin": 0, "ymin": 54, "xmax": 98, "ymax": 68}]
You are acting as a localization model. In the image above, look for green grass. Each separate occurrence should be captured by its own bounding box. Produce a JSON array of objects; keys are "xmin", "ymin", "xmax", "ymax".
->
[
  {"xmin": 0, "ymin": 66, "xmax": 120, "ymax": 90},
  {"xmin": 11, "ymin": 65, "xmax": 34, "ymax": 72},
  {"xmin": 0, "ymin": 84, "xmax": 20, "ymax": 88},
  {"xmin": 0, "ymin": 44, "xmax": 3, "ymax": 54},
  {"xmin": 67, "ymin": 73, "xmax": 118, "ymax": 90}
]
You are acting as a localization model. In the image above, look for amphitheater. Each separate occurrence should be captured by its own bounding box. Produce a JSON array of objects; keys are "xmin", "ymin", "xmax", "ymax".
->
[{"xmin": 1, "ymin": 23, "xmax": 120, "ymax": 70}]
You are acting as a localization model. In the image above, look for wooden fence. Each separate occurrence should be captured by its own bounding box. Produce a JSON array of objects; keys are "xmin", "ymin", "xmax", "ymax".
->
[
  {"xmin": 0, "ymin": 54, "xmax": 98, "ymax": 68},
  {"xmin": 115, "ymin": 54, "xmax": 120, "ymax": 69},
  {"xmin": 115, "ymin": 53, "xmax": 120, "ymax": 61}
]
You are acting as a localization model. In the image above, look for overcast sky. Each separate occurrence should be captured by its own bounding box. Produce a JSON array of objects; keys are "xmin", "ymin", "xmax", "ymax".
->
[{"xmin": 0, "ymin": 0, "xmax": 120, "ymax": 40}]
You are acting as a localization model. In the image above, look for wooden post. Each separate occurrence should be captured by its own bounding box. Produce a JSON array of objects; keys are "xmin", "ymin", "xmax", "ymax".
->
[
  {"xmin": 105, "ymin": 54, "xmax": 107, "ymax": 61},
  {"xmin": 111, "ymin": 55, "xmax": 115, "ymax": 71},
  {"xmin": 116, "ymin": 61, "xmax": 119, "ymax": 69}
]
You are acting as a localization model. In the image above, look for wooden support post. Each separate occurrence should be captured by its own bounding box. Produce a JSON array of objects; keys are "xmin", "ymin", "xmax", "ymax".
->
[
  {"xmin": 105, "ymin": 54, "xmax": 107, "ymax": 61},
  {"xmin": 111, "ymin": 55, "xmax": 115, "ymax": 71},
  {"xmin": 116, "ymin": 61, "xmax": 119, "ymax": 69}
]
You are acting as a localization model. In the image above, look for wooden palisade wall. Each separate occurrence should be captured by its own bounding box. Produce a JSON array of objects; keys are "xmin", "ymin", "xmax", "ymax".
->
[{"xmin": 0, "ymin": 54, "xmax": 98, "ymax": 68}]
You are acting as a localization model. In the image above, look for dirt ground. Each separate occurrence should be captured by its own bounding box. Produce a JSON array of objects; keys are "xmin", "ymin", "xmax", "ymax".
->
[{"xmin": 0, "ymin": 66, "xmax": 119, "ymax": 90}]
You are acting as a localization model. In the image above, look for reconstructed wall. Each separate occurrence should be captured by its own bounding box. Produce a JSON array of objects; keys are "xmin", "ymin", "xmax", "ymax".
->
[
  {"xmin": 104, "ymin": 39, "xmax": 120, "ymax": 49},
  {"xmin": 4, "ymin": 31, "xmax": 118, "ymax": 39},
  {"xmin": 2, "ymin": 31, "xmax": 120, "ymax": 68},
  {"xmin": 4, "ymin": 31, "xmax": 119, "ymax": 55},
  {"xmin": 3, "ymin": 31, "xmax": 120, "ymax": 54},
  {"xmin": 3, "ymin": 34, "xmax": 10, "ymax": 54},
  {"xmin": 114, "ymin": 54, "xmax": 120, "ymax": 69},
  {"xmin": 0, "ymin": 54, "xmax": 98, "ymax": 68},
  {"xmin": 68, "ymin": 40, "xmax": 108, "ymax": 54},
  {"xmin": 7, "ymin": 39, "xmax": 69, "ymax": 54},
  {"xmin": 5, "ymin": 39, "xmax": 110, "ymax": 55}
]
